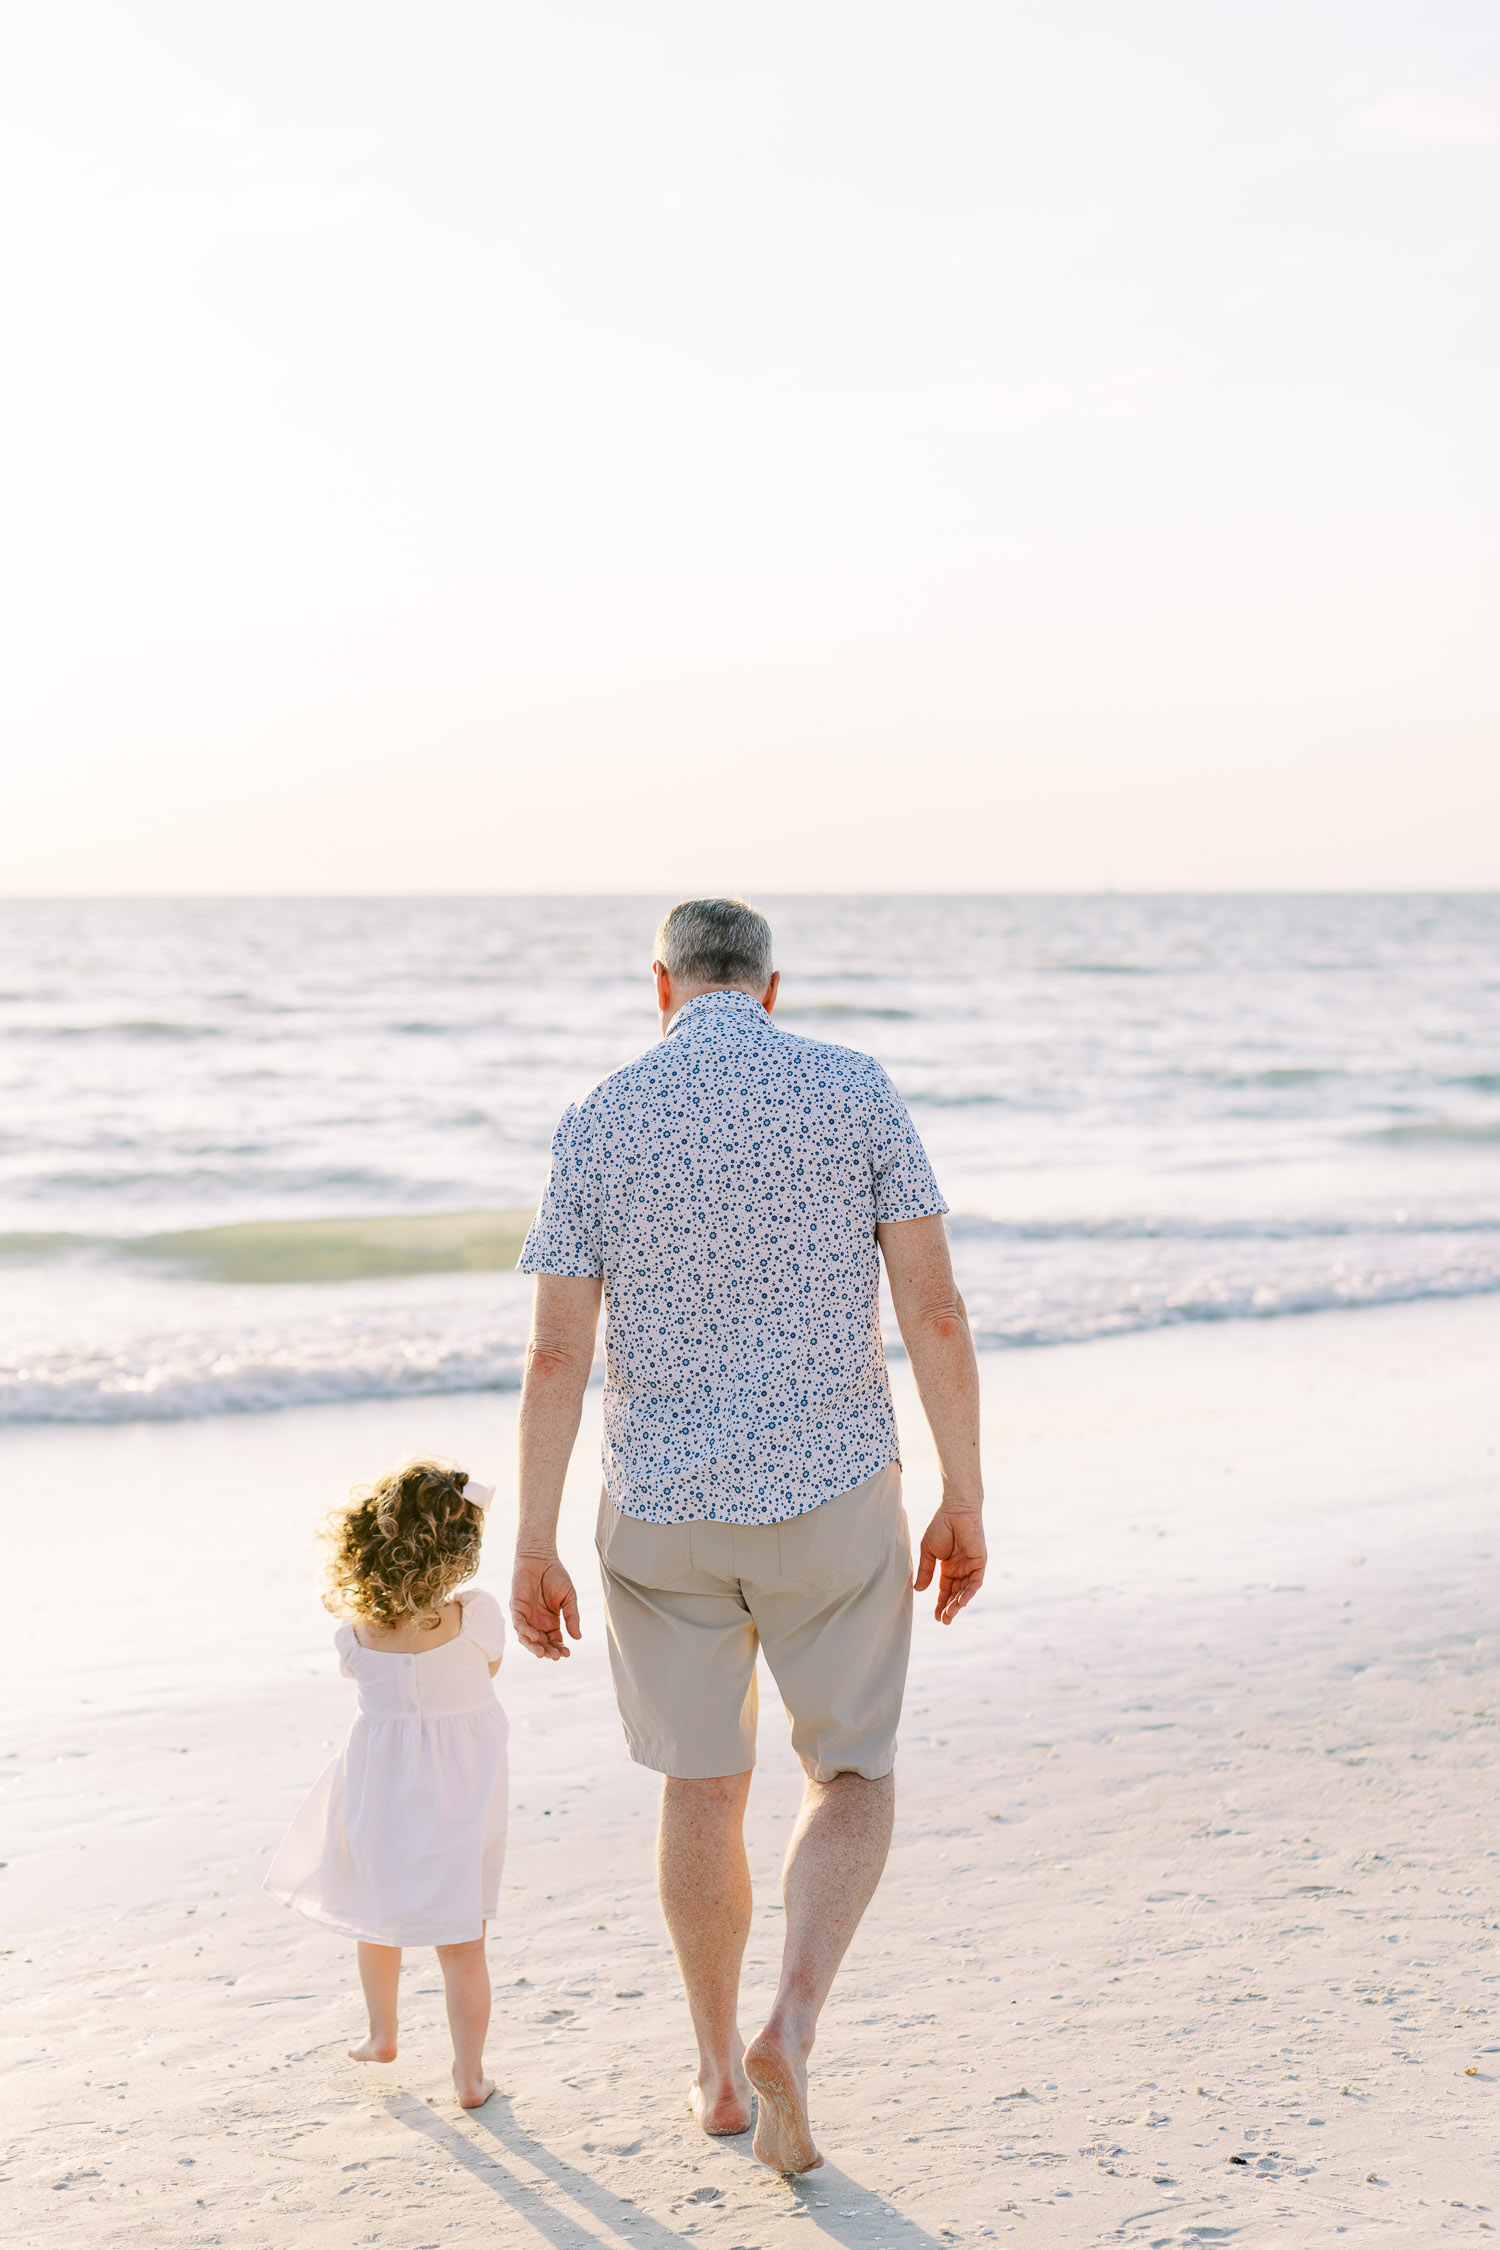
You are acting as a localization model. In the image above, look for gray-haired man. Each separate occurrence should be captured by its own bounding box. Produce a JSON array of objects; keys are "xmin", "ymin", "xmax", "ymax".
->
[{"xmin": 511, "ymin": 899, "xmax": 986, "ymax": 2174}]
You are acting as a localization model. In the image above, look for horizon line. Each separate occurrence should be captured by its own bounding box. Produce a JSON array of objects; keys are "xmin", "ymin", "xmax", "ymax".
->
[{"xmin": 1, "ymin": 885, "xmax": 1497, "ymax": 906}]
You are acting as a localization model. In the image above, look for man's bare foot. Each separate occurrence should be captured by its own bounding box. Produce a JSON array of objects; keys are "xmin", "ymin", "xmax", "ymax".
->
[
  {"xmin": 453, "ymin": 2067, "xmax": 495, "ymax": 2110},
  {"xmin": 348, "ymin": 2034, "xmax": 397, "ymax": 2063},
  {"xmin": 689, "ymin": 2073, "xmax": 752, "ymax": 2136},
  {"xmin": 744, "ymin": 2030, "xmax": 821, "ymax": 2174}
]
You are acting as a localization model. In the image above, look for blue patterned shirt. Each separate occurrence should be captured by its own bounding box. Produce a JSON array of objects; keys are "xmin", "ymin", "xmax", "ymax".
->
[{"xmin": 518, "ymin": 987, "xmax": 947, "ymax": 1523}]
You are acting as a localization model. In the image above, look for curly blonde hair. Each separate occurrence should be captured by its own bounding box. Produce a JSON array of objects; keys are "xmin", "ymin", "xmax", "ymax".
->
[{"xmin": 324, "ymin": 1457, "xmax": 485, "ymax": 1630}]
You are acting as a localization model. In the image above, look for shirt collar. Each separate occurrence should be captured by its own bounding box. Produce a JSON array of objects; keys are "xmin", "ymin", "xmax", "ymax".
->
[{"xmin": 666, "ymin": 987, "xmax": 771, "ymax": 1037}]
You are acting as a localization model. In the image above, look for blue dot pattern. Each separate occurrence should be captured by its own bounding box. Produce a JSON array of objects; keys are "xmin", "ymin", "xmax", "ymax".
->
[{"xmin": 518, "ymin": 988, "xmax": 948, "ymax": 1523}]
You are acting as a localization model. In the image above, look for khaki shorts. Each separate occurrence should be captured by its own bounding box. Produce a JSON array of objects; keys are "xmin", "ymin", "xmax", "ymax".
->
[{"xmin": 595, "ymin": 1463, "xmax": 913, "ymax": 1784}]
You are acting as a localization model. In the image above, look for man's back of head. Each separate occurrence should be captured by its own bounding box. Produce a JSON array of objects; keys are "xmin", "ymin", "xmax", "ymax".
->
[{"xmin": 654, "ymin": 898, "xmax": 774, "ymax": 997}]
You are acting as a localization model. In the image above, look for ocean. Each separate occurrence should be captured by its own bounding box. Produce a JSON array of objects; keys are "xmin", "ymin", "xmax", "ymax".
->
[{"xmin": 1, "ymin": 893, "xmax": 1496, "ymax": 1422}]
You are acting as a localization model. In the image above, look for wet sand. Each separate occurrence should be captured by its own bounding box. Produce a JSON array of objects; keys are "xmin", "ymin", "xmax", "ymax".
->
[{"xmin": 5, "ymin": 1296, "xmax": 1498, "ymax": 2246}]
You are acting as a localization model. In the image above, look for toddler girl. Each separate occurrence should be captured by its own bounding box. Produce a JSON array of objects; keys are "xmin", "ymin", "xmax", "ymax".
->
[{"xmin": 265, "ymin": 1457, "xmax": 508, "ymax": 2107}]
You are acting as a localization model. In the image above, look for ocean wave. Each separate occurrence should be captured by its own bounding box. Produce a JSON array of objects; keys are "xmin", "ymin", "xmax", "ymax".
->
[
  {"xmin": 5, "ymin": 1205, "xmax": 1498, "ymax": 1280},
  {"xmin": 943, "ymin": 1210, "xmax": 1500, "ymax": 1243},
  {"xmin": 2, "ymin": 1237, "xmax": 1497, "ymax": 1422},
  {"xmin": 1200, "ymin": 1067, "xmax": 1337, "ymax": 1088},
  {"xmin": 1366, "ymin": 1121, "xmax": 1500, "ymax": 1147},
  {"xmin": 133, "ymin": 1210, "xmax": 537, "ymax": 1284},
  {"xmin": 961, "ymin": 1264, "xmax": 1500, "ymax": 1350},
  {"xmin": 11, "ymin": 1018, "xmax": 223, "ymax": 1040},
  {"xmin": 1041, "ymin": 961, "xmax": 1155, "ymax": 975},
  {"xmin": 0, "ymin": 1336, "xmax": 529, "ymax": 1424},
  {"xmin": 0, "ymin": 1209, "xmax": 537, "ymax": 1284},
  {"xmin": 777, "ymin": 1003, "xmax": 918, "ymax": 1022},
  {"xmin": 904, "ymin": 1091, "xmax": 1012, "ymax": 1109},
  {"xmin": 2, "ymin": 1165, "xmax": 481, "ymax": 1217},
  {"xmin": 0, "ymin": 1232, "xmax": 83, "ymax": 1260}
]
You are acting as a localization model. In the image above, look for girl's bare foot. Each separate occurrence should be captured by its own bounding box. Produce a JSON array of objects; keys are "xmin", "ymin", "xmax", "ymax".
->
[
  {"xmin": 744, "ymin": 2030, "xmax": 821, "ymax": 2174},
  {"xmin": 348, "ymin": 2034, "xmax": 398, "ymax": 2063},
  {"xmin": 453, "ymin": 2066, "xmax": 495, "ymax": 2109}
]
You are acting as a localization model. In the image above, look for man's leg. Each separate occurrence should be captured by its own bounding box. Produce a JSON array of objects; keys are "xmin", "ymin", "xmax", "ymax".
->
[
  {"xmin": 738, "ymin": 1469, "xmax": 910, "ymax": 2172},
  {"xmin": 658, "ymin": 1770, "xmax": 754, "ymax": 2134},
  {"xmin": 744, "ymin": 1769, "xmax": 896, "ymax": 2173}
]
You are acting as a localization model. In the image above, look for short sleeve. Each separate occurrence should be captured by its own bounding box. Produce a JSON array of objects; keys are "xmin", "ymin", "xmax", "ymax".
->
[
  {"xmin": 517, "ymin": 1102, "xmax": 603, "ymax": 1277},
  {"xmin": 868, "ymin": 1068, "xmax": 948, "ymax": 1225},
  {"xmin": 458, "ymin": 1586, "xmax": 506, "ymax": 1662},
  {"xmin": 334, "ymin": 1622, "xmax": 360, "ymax": 1678}
]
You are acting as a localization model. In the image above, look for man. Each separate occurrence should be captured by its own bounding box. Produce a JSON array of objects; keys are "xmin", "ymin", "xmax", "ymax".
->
[{"xmin": 511, "ymin": 897, "xmax": 985, "ymax": 2175}]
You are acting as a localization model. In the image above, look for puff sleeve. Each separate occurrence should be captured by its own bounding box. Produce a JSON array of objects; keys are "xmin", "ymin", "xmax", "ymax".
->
[{"xmin": 458, "ymin": 1586, "xmax": 506, "ymax": 1663}]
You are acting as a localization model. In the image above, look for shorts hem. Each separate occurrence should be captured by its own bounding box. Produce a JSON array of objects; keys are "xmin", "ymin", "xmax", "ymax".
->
[
  {"xmin": 801, "ymin": 1751, "xmax": 897, "ymax": 1784},
  {"xmin": 624, "ymin": 1741, "xmax": 756, "ymax": 1781}
]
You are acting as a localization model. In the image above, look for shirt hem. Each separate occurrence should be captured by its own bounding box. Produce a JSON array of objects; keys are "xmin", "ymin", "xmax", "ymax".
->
[{"xmin": 604, "ymin": 1453, "xmax": 900, "ymax": 1527}]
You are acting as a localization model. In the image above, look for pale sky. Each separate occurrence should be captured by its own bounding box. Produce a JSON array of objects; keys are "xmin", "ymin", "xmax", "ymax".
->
[{"xmin": 2, "ymin": 1, "xmax": 1496, "ymax": 893}]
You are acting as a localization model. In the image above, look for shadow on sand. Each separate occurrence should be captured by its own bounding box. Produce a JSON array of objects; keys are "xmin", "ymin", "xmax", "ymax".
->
[{"xmin": 387, "ymin": 2090, "xmax": 948, "ymax": 2248}]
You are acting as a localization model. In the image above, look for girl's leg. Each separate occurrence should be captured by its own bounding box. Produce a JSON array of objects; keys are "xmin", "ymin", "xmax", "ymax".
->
[
  {"xmin": 436, "ymin": 1929, "xmax": 493, "ymax": 2108},
  {"xmin": 351, "ymin": 1942, "xmax": 401, "ymax": 2062}
]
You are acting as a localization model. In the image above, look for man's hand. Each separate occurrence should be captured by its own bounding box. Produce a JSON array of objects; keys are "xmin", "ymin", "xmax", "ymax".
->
[
  {"xmin": 915, "ymin": 1506, "xmax": 987, "ymax": 1625},
  {"xmin": 511, "ymin": 1552, "xmax": 581, "ymax": 1660}
]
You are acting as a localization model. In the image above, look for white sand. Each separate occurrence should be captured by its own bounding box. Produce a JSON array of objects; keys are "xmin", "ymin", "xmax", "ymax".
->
[{"xmin": 5, "ymin": 1296, "xmax": 1499, "ymax": 2247}]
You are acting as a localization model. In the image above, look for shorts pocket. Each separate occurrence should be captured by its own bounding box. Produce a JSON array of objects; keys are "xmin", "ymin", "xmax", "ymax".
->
[
  {"xmin": 599, "ymin": 1501, "xmax": 695, "ymax": 1592},
  {"xmin": 776, "ymin": 1471, "xmax": 902, "ymax": 1593}
]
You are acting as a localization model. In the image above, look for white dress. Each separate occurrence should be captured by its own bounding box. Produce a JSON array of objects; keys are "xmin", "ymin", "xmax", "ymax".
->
[{"xmin": 265, "ymin": 1586, "xmax": 508, "ymax": 1946}]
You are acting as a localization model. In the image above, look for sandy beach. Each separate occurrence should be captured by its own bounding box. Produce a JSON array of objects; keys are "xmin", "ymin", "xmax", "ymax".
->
[{"xmin": 6, "ymin": 1295, "xmax": 1498, "ymax": 2247}]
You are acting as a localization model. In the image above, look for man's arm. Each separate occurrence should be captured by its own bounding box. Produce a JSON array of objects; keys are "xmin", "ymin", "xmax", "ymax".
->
[
  {"xmin": 511, "ymin": 1273, "xmax": 603, "ymax": 1660},
  {"xmin": 877, "ymin": 1214, "xmax": 986, "ymax": 1623}
]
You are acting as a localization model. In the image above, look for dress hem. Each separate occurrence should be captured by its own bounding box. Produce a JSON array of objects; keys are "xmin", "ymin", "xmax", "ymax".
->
[{"xmin": 262, "ymin": 1878, "xmax": 496, "ymax": 1948}]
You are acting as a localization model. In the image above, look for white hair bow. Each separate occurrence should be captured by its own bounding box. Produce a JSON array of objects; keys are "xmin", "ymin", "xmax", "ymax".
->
[{"xmin": 462, "ymin": 1479, "xmax": 496, "ymax": 1513}]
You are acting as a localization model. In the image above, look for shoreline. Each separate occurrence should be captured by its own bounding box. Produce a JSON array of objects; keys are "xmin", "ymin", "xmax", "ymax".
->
[
  {"xmin": 8, "ymin": 1246, "xmax": 1499, "ymax": 1428},
  {"xmin": 6, "ymin": 1271, "xmax": 1500, "ymax": 1442},
  {"xmin": 6, "ymin": 1292, "xmax": 1498, "ymax": 2245}
]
